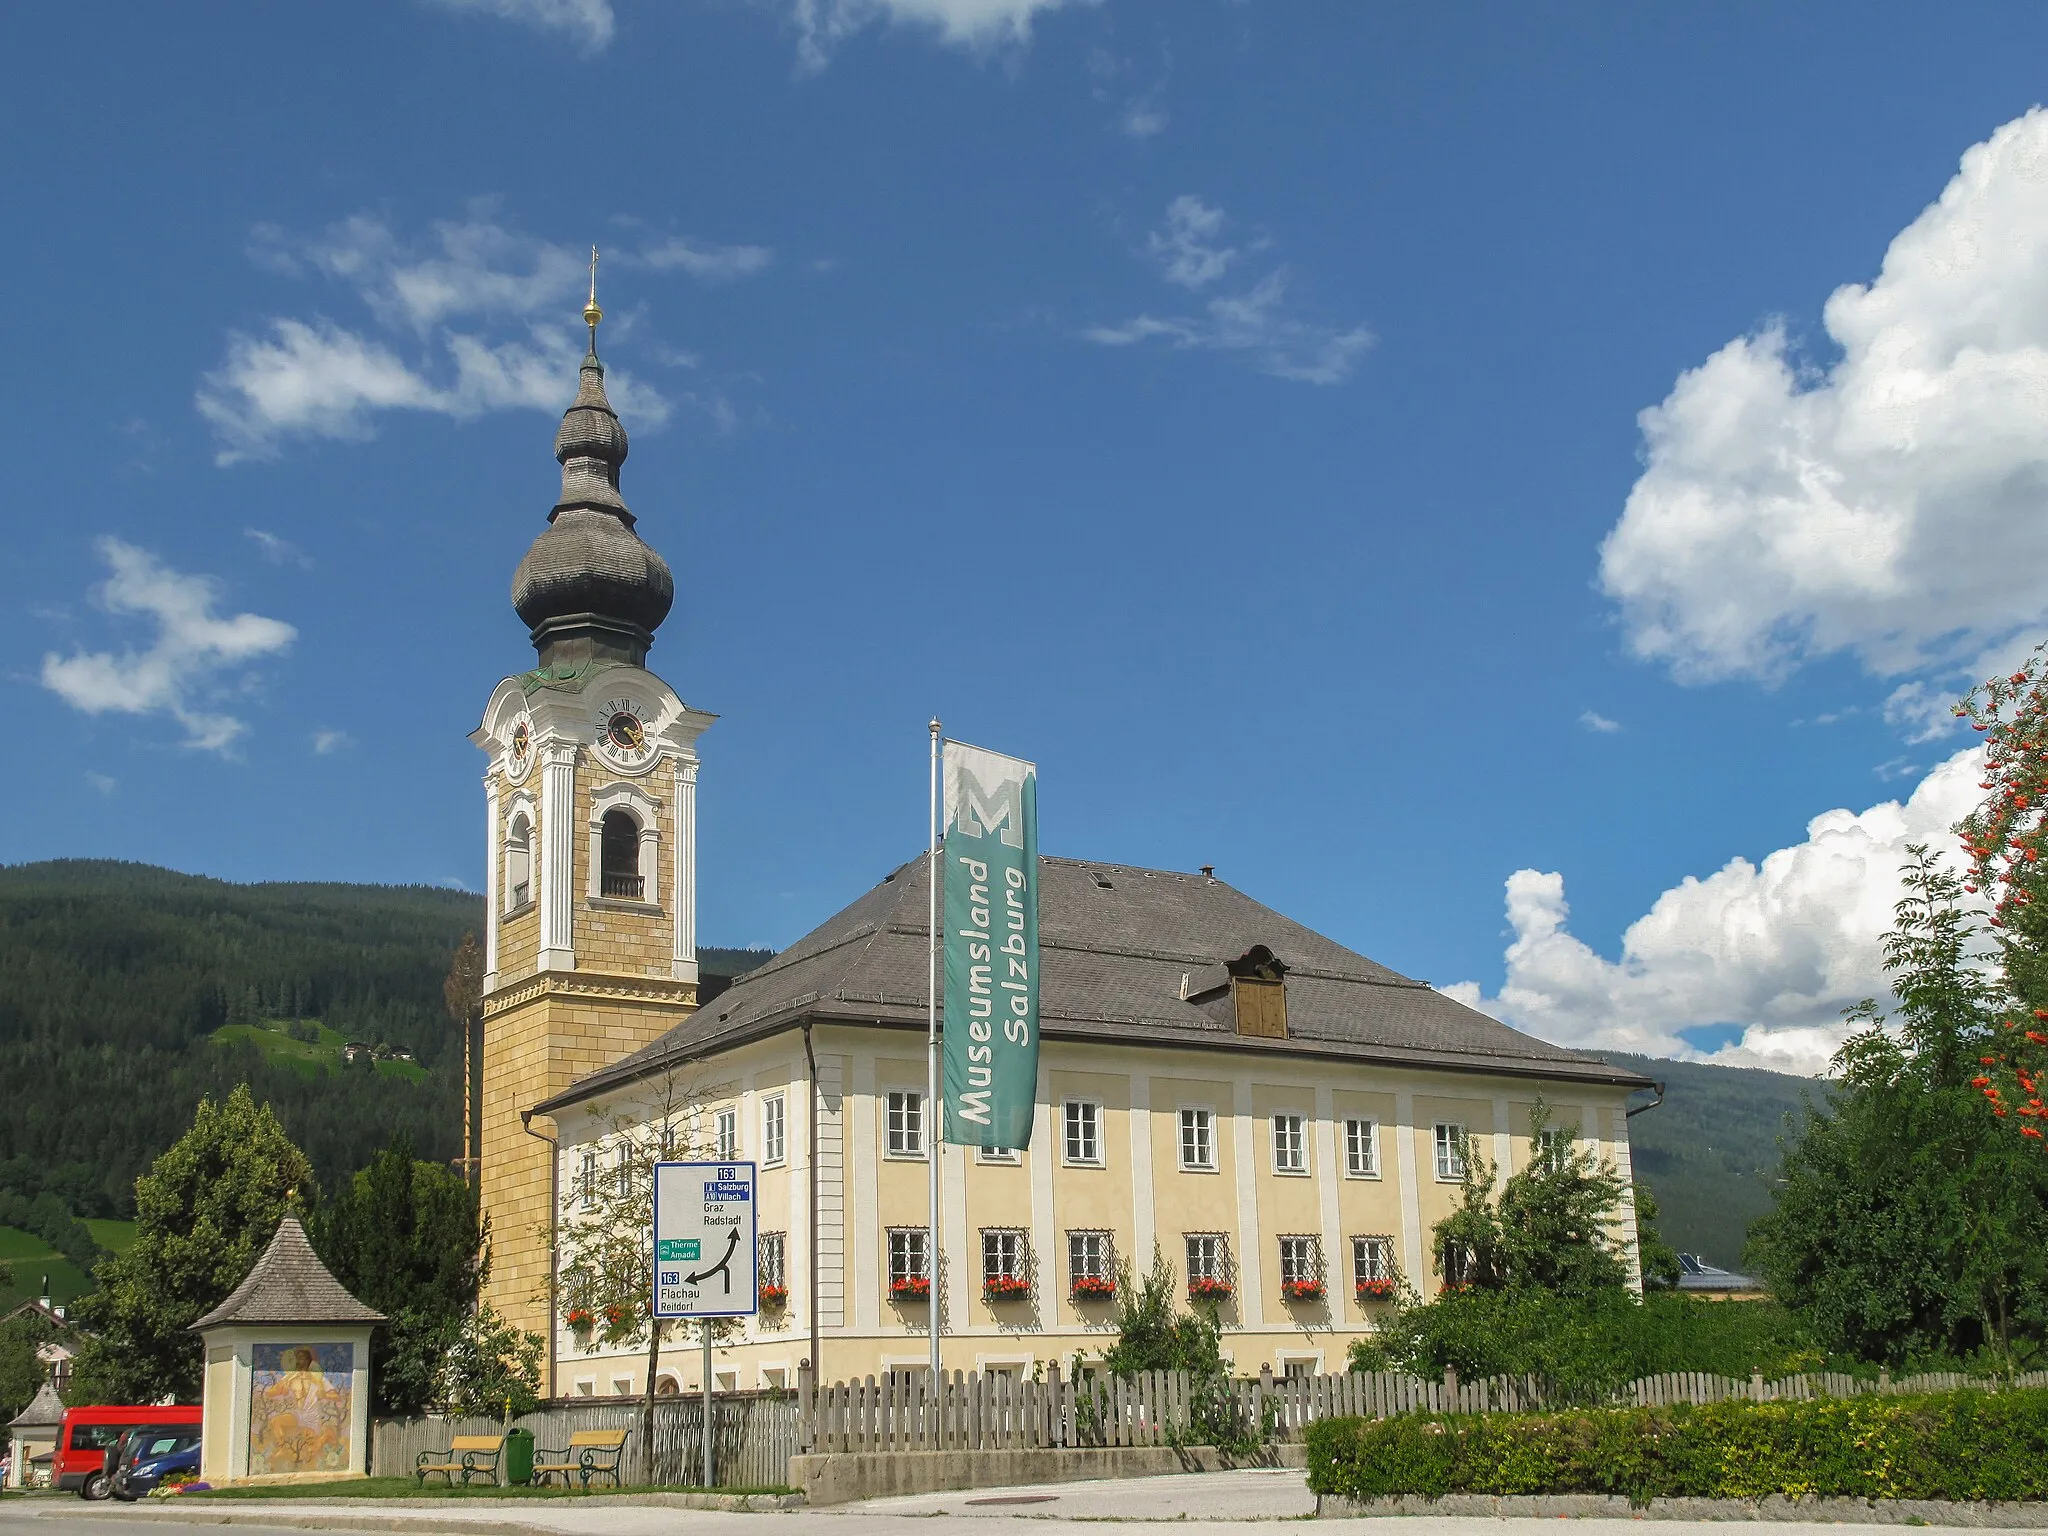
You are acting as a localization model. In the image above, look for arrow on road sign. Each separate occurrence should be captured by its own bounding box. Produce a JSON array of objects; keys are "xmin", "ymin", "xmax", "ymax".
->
[{"xmin": 687, "ymin": 1228, "xmax": 740, "ymax": 1294}]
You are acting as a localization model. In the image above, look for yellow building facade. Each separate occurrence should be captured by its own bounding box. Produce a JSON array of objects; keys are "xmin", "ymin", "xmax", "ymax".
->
[{"xmin": 475, "ymin": 302, "xmax": 1653, "ymax": 1390}]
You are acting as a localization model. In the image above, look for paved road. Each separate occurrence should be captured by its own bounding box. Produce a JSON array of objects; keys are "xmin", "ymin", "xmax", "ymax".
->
[{"xmin": 11, "ymin": 1471, "xmax": 2048, "ymax": 1535}]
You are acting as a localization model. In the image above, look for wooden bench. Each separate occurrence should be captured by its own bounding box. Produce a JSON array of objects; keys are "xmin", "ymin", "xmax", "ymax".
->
[
  {"xmin": 415, "ymin": 1433, "xmax": 508, "ymax": 1487},
  {"xmin": 531, "ymin": 1429, "xmax": 629, "ymax": 1489}
]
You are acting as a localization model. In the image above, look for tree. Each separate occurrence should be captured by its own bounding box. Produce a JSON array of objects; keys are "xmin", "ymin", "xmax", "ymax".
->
[
  {"xmin": 1633, "ymin": 1182, "xmax": 1682, "ymax": 1291},
  {"xmin": 437, "ymin": 1303, "xmax": 544, "ymax": 1418},
  {"xmin": 1748, "ymin": 846, "xmax": 2048, "ymax": 1367},
  {"xmin": 1097, "ymin": 1245, "xmax": 1253, "ymax": 1448},
  {"xmin": 310, "ymin": 1137, "xmax": 484, "ymax": 1416},
  {"xmin": 1429, "ymin": 1102, "xmax": 1631, "ymax": 1297},
  {"xmin": 69, "ymin": 1085, "xmax": 314, "ymax": 1403},
  {"xmin": 554, "ymin": 1050, "xmax": 725, "ymax": 1483},
  {"xmin": 444, "ymin": 933, "xmax": 484, "ymax": 1186},
  {"xmin": 0, "ymin": 1307, "xmax": 68, "ymax": 1420}
]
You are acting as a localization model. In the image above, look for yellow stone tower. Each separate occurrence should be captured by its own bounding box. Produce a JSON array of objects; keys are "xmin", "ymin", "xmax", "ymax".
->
[{"xmin": 470, "ymin": 270, "xmax": 713, "ymax": 1334}]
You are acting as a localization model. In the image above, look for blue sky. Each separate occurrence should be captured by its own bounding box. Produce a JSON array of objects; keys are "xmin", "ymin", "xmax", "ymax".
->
[{"xmin": 7, "ymin": 1, "xmax": 2048, "ymax": 1071}]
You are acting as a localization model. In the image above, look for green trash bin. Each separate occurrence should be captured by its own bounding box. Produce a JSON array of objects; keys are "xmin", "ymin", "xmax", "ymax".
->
[{"xmin": 504, "ymin": 1428, "xmax": 535, "ymax": 1487}]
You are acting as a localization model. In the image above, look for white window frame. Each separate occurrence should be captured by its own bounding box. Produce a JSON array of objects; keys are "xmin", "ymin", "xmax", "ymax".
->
[
  {"xmin": 579, "ymin": 1149, "xmax": 597, "ymax": 1212},
  {"xmin": 759, "ymin": 1231, "xmax": 786, "ymax": 1289},
  {"xmin": 1068, "ymin": 1230, "xmax": 1111, "ymax": 1285},
  {"xmin": 1344, "ymin": 1117, "xmax": 1380, "ymax": 1178},
  {"xmin": 1063, "ymin": 1099, "xmax": 1103, "ymax": 1166},
  {"xmin": 977, "ymin": 1144, "xmax": 1020, "ymax": 1165},
  {"xmin": 1351, "ymin": 1235, "xmax": 1393, "ymax": 1286},
  {"xmin": 1272, "ymin": 1112, "xmax": 1306, "ymax": 1174},
  {"xmin": 1185, "ymin": 1232, "xmax": 1228, "ymax": 1284},
  {"xmin": 714, "ymin": 1106, "xmax": 739, "ymax": 1161},
  {"xmin": 586, "ymin": 781, "xmax": 663, "ymax": 905},
  {"xmin": 762, "ymin": 1094, "xmax": 786, "ymax": 1167},
  {"xmin": 614, "ymin": 1141, "xmax": 632, "ymax": 1199},
  {"xmin": 1433, "ymin": 1122, "xmax": 1468, "ymax": 1183},
  {"xmin": 502, "ymin": 794, "xmax": 536, "ymax": 914},
  {"xmin": 887, "ymin": 1228, "xmax": 929, "ymax": 1284},
  {"xmin": 1536, "ymin": 1125, "xmax": 1575, "ymax": 1174},
  {"xmin": 886, "ymin": 1090, "xmax": 926, "ymax": 1159},
  {"xmin": 1179, "ymin": 1107, "xmax": 1216, "ymax": 1171},
  {"xmin": 1279, "ymin": 1235, "xmax": 1321, "ymax": 1285},
  {"xmin": 982, "ymin": 1229, "xmax": 1027, "ymax": 1284}
]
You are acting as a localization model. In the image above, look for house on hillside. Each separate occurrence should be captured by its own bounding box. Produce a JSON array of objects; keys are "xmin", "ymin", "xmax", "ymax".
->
[{"xmin": 468, "ymin": 291, "xmax": 1657, "ymax": 1397}]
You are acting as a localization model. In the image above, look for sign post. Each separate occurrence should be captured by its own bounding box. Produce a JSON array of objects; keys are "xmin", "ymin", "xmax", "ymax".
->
[{"xmin": 654, "ymin": 1161, "xmax": 757, "ymax": 1487}]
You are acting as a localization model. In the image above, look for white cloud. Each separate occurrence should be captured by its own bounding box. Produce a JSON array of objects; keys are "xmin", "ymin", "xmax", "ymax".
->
[
  {"xmin": 41, "ymin": 539, "xmax": 297, "ymax": 754},
  {"xmin": 634, "ymin": 238, "xmax": 775, "ymax": 282},
  {"xmin": 426, "ymin": 0, "xmax": 614, "ymax": 51},
  {"xmin": 244, "ymin": 528, "xmax": 312, "ymax": 568},
  {"xmin": 85, "ymin": 772, "xmax": 116, "ymax": 796},
  {"xmin": 1148, "ymin": 196, "xmax": 1236, "ymax": 290},
  {"xmin": 1122, "ymin": 101, "xmax": 1167, "ymax": 140},
  {"xmin": 312, "ymin": 729, "xmax": 350, "ymax": 755},
  {"xmin": 203, "ymin": 215, "xmax": 677, "ymax": 462},
  {"xmin": 1600, "ymin": 108, "xmax": 2048, "ymax": 689},
  {"xmin": 1445, "ymin": 749, "xmax": 1985, "ymax": 1076},
  {"xmin": 1088, "ymin": 270, "xmax": 1374, "ymax": 386},
  {"xmin": 786, "ymin": 0, "xmax": 1086, "ymax": 69},
  {"xmin": 1579, "ymin": 710, "xmax": 1622, "ymax": 734}
]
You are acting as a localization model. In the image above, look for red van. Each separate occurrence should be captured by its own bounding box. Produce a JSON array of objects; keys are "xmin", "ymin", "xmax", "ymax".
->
[{"xmin": 56, "ymin": 1405, "xmax": 202, "ymax": 1499}]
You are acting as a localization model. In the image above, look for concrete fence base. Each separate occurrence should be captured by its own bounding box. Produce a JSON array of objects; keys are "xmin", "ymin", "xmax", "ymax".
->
[
  {"xmin": 791, "ymin": 1443, "xmax": 1308, "ymax": 1506},
  {"xmin": 1317, "ymin": 1493, "xmax": 2048, "ymax": 1525}
]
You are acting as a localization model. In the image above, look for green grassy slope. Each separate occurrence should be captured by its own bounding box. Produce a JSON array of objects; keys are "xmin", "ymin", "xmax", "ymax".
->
[{"xmin": 1606, "ymin": 1050, "xmax": 1824, "ymax": 1271}]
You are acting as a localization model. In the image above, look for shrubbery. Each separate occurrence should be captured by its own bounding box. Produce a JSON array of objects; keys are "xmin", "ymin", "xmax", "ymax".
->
[
  {"xmin": 1346, "ymin": 1288, "xmax": 1838, "ymax": 1401},
  {"xmin": 1306, "ymin": 1388, "xmax": 2048, "ymax": 1503}
]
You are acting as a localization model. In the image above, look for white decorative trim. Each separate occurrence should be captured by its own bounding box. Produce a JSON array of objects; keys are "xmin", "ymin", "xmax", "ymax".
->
[
  {"xmin": 586, "ymin": 779, "xmax": 663, "ymax": 906},
  {"xmin": 501, "ymin": 789, "xmax": 537, "ymax": 920},
  {"xmin": 944, "ymin": 1141, "xmax": 969, "ymax": 1333},
  {"xmin": 1395, "ymin": 1089, "xmax": 1423, "ymax": 1285},
  {"xmin": 1493, "ymin": 1096, "xmax": 1512, "ymax": 1191},
  {"xmin": 483, "ymin": 777, "xmax": 501, "ymax": 985},
  {"xmin": 1314, "ymin": 1083, "xmax": 1344, "ymax": 1326},
  {"xmin": 1612, "ymin": 1105, "xmax": 1643, "ymax": 1294},
  {"xmin": 851, "ymin": 1055, "xmax": 880, "ymax": 1333},
  {"xmin": 673, "ymin": 756, "xmax": 698, "ymax": 982},
  {"xmin": 1029, "ymin": 1059, "xmax": 1055, "ymax": 1328},
  {"xmin": 1130, "ymin": 1075, "xmax": 1154, "ymax": 1269},
  {"xmin": 538, "ymin": 747, "xmax": 577, "ymax": 972},
  {"xmin": 1231, "ymin": 1078, "xmax": 1261, "ymax": 1326}
]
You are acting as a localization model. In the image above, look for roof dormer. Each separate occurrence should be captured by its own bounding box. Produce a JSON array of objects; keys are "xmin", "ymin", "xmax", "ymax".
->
[{"xmin": 1182, "ymin": 943, "xmax": 1290, "ymax": 1039}]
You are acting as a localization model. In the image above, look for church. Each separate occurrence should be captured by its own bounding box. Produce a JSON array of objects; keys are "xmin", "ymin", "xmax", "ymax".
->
[{"xmin": 473, "ymin": 287, "xmax": 1654, "ymax": 1397}]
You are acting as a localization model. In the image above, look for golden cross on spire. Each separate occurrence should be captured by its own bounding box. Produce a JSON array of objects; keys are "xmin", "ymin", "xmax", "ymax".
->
[{"xmin": 583, "ymin": 245, "xmax": 603, "ymax": 331}]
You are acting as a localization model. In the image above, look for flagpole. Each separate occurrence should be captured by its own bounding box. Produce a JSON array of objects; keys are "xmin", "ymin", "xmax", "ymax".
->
[{"xmin": 927, "ymin": 718, "xmax": 943, "ymax": 1400}]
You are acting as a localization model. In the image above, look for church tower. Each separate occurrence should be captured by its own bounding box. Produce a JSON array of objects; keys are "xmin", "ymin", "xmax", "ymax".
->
[{"xmin": 471, "ymin": 274, "xmax": 713, "ymax": 1334}]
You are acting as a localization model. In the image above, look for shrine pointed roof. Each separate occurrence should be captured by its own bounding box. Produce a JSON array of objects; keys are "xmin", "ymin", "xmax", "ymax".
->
[{"xmin": 190, "ymin": 1214, "xmax": 384, "ymax": 1331}]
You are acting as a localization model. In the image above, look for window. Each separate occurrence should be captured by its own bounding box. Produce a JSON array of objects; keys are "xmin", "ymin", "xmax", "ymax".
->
[
  {"xmin": 1352, "ymin": 1235, "xmax": 1393, "ymax": 1286},
  {"xmin": 1179, "ymin": 1107, "xmax": 1215, "ymax": 1170},
  {"xmin": 600, "ymin": 807, "xmax": 643, "ymax": 899},
  {"xmin": 1536, "ymin": 1125, "xmax": 1575, "ymax": 1174},
  {"xmin": 1280, "ymin": 1236, "xmax": 1321, "ymax": 1285},
  {"xmin": 1185, "ymin": 1233, "xmax": 1227, "ymax": 1284},
  {"xmin": 887, "ymin": 1091, "xmax": 925, "ymax": 1157},
  {"xmin": 982, "ymin": 1229, "xmax": 1026, "ymax": 1284},
  {"xmin": 1440, "ymin": 1242, "xmax": 1473, "ymax": 1288},
  {"xmin": 977, "ymin": 1144, "xmax": 1020, "ymax": 1164},
  {"xmin": 580, "ymin": 1150, "xmax": 597, "ymax": 1211},
  {"xmin": 1434, "ymin": 1123, "xmax": 1467, "ymax": 1182},
  {"xmin": 1068, "ymin": 1230, "xmax": 1111, "ymax": 1285},
  {"xmin": 759, "ymin": 1231, "xmax": 786, "ymax": 1289},
  {"xmin": 715, "ymin": 1107, "xmax": 738, "ymax": 1161},
  {"xmin": 887, "ymin": 1228, "xmax": 929, "ymax": 1284},
  {"xmin": 615, "ymin": 1141, "xmax": 632, "ymax": 1199},
  {"xmin": 505, "ymin": 812, "xmax": 533, "ymax": 910},
  {"xmin": 1272, "ymin": 1112, "xmax": 1305, "ymax": 1173},
  {"xmin": 1063, "ymin": 1100, "xmax": 1102, "ymax": 1164},
  {"xmin": 762, "ymin": 1095, "xmax": 786, "ymax": 1166},
  {"xmin": 1345, "ymin": 1118, "xmax": 1379, "ymax": 1177}
]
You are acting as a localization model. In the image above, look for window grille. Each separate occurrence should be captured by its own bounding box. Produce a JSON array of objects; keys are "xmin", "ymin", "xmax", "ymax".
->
[
  {"xmin": 1185, "ymin": 1232, "xmax": 1228, "ymax": 1284},
  {"xmin": 758, "ymin": 1231, "xmax": 786, "ymax": 1289},
  {"xmin": 982, "ymin": 1229, "xmax": 1026, "ymax": 1283},
  {"xmin": 599, "ymin": 808, "xmax": 642, "ymax": 899},
  {"xmin": 1068, "ymin": 1230, "xmax": 1111, "ymax": 1284},
  {"xmin": 887, "ymin": 1228, "xmax": 929, "ymax": 1284},
  {"xmin": 1352, "ymin": 1235, "xmax": 1394, "ymax": 1285}
]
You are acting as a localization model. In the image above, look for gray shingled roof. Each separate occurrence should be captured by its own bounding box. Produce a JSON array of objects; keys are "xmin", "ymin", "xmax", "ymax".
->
[
  {"xmin": 190, "ymin": 1215, "xmax": 384, "ymax": 1331},
  {"xmin": 540, "ymin": 856, "xmax": 1652, "ymax": 1113},
  {"xmin": 6, "ymin": 1379, "xmax": 65, "ymax": 1430}
]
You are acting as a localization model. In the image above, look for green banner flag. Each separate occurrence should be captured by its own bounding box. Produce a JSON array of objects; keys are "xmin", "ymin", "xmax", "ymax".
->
[{"xmin": 941, "ymin": 740, "xmax": 1040, "ymax": 1149}]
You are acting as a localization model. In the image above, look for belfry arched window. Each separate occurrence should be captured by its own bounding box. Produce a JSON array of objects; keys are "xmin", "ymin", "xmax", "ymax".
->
[
  {"xmin": 600, "ymin": 809, "xmax": 642, "ymax": 899},
  {"xmin": 503, "ymin": 807, "xmax": 534, "ymax": 912}
]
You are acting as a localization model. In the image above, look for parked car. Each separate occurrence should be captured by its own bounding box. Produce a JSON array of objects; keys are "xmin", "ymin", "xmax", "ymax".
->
[
  {"xmin": 55, "ymin": 1405, "xmax": 203, "ymax": 1499},
  {"xmin": 108, "ymin": 1425, "xmax": 202, "ymax": 1501}
]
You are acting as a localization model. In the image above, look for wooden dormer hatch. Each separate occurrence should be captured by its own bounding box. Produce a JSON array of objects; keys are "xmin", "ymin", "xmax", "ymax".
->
[{"xmin": 1181, "ymin": 944, "xmax": 1290, "ymax": 1039}]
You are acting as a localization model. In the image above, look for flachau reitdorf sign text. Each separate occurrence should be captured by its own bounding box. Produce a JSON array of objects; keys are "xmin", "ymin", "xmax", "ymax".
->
[{"xmin": 942, "ymin": 741, "xmax": 1040, "ymax": 1151}]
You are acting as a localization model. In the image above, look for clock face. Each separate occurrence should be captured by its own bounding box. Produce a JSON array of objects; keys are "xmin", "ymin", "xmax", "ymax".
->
[
  {"xmin": 503, "ymin": 714, "xmax": 534, "ymax": 783},
  {"xmin": 592, "ymin": 695, "xmax": 659, "ymax": 771}
]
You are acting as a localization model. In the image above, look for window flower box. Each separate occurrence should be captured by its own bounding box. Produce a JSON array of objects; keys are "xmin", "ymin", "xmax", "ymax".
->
[
  {"xmin": 890, "ymin": 1276, "xmax": 932, "ymax": 1302},
  {"xmin": 1187, "ymin": 1276, "xmax": 1233, "ymax": 1303},
  {"xmin": 1354, "ymin": 1277, "xmax": 1396, "ymax": 1302},
  {"xmin": 1070, "ymin": 1275, "xmax": 1117, "ymax": 1301},
  {"xmin": 566, "ymin": 1307, "xmax": 595, "ymax": 1332},
  {"xmin": 983, "ymin": 1275, "xmax": 1031, "ymax": 1301},
  {"xmin": 604, "ymin": 1302, "xmax": 630, "ymax": 1329},
  {"xmin": 759, "ymin": 1284, "xmax": 788, "ymax": 1308},
  {"xmin": 1281, "ymin": 1278, "xmax": 1325, "ymax": 1303}
]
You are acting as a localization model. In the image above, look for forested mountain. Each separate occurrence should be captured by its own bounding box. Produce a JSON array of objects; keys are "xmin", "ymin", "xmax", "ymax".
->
[
  {"xmin": 1607, "ymin": 1050, "xmax": 1823, "ymax": 1270},
  {"xmin": 0, "ymin": 861, "xmax": 769, "ymax": 1221}
]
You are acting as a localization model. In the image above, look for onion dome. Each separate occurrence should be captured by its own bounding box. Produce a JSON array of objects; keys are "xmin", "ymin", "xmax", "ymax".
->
[{"xmin": 511, "ymin": 258, "xmax": 675, "ymax": 668}]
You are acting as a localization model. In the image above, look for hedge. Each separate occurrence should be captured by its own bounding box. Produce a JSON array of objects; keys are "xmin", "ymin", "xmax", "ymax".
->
[{"xmin": 1304, "ymin": 1388, "xmax": 2048, "ymax": 1504}]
